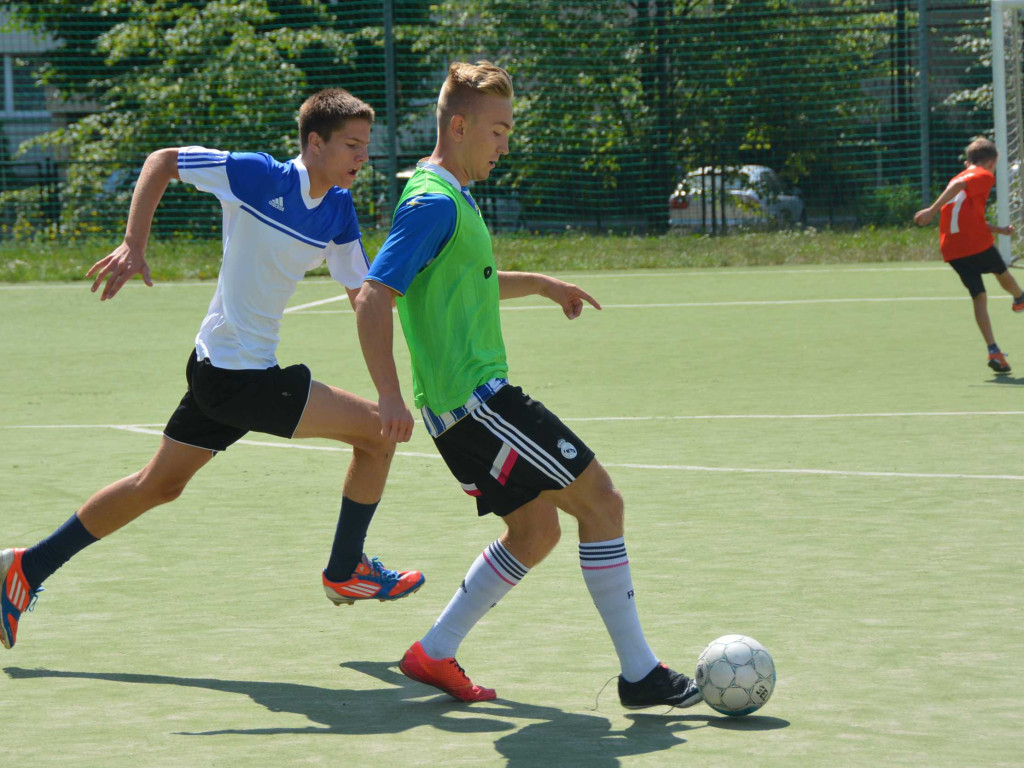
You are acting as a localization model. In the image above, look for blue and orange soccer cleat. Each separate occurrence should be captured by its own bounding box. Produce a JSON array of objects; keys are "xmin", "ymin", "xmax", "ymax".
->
[
  {"xmin": 322, "ymin": 554, "xmax": 424, "ymax": 606},
  {"xmin": 399, "ymin": 640, "xmax": 497, "ymax": 702},
  {"xmin": 1, "ymin": 548, "xmax": 43, "ymax": 650},
  {"xmin": 1013, "ymin": 295, "xmax": 1024, "ymax": 313}
]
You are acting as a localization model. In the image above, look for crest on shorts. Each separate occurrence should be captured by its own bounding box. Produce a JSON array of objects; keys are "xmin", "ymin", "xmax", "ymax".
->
[{"xmin": 557, "ymin": 438, "xmax": 578, "ymax": 459}]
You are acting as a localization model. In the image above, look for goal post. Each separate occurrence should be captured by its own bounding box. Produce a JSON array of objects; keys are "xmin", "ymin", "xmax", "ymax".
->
[{"xmin": 992, "ymin": 0, "xmax": 1024, "ymax": 264}]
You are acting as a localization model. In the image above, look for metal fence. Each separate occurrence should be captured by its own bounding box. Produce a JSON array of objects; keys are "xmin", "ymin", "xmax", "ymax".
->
[{"xmin": 0, "ymin": 1, "xmax": 1008, "ymax": 239}]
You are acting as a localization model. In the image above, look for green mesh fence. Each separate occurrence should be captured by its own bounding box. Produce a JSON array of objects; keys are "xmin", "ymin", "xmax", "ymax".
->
[{"xmin": 0, "ymin": 0, "xmax": 1009, "ymax": 240}]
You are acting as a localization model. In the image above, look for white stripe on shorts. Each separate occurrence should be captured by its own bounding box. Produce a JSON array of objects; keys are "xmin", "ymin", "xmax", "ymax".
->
[{"xmin": 471, "ymin": 402, "xmax": 576, "ymax": 487}]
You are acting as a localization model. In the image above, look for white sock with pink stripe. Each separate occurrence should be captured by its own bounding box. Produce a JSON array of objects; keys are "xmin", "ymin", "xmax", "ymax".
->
[
  {"xmin": 579, "ymin": 537, "xmax": 659, "ymax": 682},
  {"xmin": 420, "ymin": 539, "xmax": 528, "ymax": 660}
]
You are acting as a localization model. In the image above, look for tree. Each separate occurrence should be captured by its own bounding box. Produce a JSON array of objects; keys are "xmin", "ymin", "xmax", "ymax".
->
[
  {"xmin": 2, "ymin": 0, "xmax": 438, "ymax": 237},
  {"xmin": 422, "ymin": 0, "xmax": 895, "ymax": 232}
]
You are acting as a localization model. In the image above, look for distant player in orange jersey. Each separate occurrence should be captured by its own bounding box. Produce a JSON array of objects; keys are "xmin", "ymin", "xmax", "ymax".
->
[{"xmin": 914, "ymin": 137, "xmax": 1021, "ymax": 373}]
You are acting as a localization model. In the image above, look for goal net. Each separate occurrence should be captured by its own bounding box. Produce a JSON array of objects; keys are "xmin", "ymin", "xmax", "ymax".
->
[{"xmin": 993, "ymin": 0, "xmax": 1024, "ymax": 264}]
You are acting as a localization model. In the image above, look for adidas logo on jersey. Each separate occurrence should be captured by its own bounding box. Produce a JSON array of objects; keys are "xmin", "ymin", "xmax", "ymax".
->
[{"xmin": 269, "ymin": 196, "xmax": 285, "ymax": 211}]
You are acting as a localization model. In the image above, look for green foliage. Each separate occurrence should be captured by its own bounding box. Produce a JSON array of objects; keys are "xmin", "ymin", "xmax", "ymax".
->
[
  {"xmin": 0, "ymin": 0, "xmax": 1000, "ymax": 237},
  {"xmin": 3, "ymin": 0, "xmax": 357, "ymax": 237},
  {"xmin": 422, "ymin": 0, "xmax": 899, "ymax": 232},
  {"xmin": 854, "ymin": 182, "xmax": 922, "ymax": 227}
]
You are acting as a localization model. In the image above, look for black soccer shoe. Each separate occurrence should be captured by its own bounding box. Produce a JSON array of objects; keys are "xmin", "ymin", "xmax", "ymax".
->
[{"xmin": 618, "ymin": 663, "xmax": 703, "ymax": 710}]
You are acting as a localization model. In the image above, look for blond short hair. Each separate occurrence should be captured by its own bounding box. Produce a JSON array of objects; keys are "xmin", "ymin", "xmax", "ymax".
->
[
  {"xmin": 437, "ymin": 61, "xmax": 514, "ymax": 128},
  {"xmin": 298, "ymin": 88, "xmax": 375, "ymax": 151}
]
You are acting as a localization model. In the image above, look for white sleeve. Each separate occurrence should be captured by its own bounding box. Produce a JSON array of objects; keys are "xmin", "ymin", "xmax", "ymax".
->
[
  {"xmin": 325, "ymin": 239, "xmax": 370, "ymax": 289},
  {"xmin": 177, "ymin": 146, "xmax": 239, "ymax": 204}
]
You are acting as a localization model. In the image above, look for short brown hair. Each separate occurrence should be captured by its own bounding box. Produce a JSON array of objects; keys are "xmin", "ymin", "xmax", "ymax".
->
[
  {"xmin": 437, "ymin": 61, "xmax": 514, "ymax": 128},
  {"xmin": 965, "ymin": 137, "xmax": 998, "ymax": 165},
  {"xmin": 298, "ymin": 89, "xmax": 375, "ymax": 150}
]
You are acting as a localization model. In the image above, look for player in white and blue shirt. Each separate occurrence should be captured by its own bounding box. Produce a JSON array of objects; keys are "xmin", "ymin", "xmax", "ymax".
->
[
  {"xmin": 0, "ymin": 89, "xmax": 423, "ymax": 653},
  {"xmin": 177, "ymin": 146, "xmax": 369, "ymax": 369}
]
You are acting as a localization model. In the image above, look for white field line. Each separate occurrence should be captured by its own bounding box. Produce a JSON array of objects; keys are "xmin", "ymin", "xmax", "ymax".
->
[
  {"xmin": 8, "ymin": 410, "xmax": 1024, "ymax": 432},
  {"xmin": 6, "ymin": 413, "xmax": 1024, "ymax": 481},
  {"xmin": 287, "ymin": 295, "xmax": 972, "ymax": 315},
  {"xmin": 602, "ymin": 462, "xmax": 1024, "ymax": 481},
  {"xmin": 0, "ymin": 264, "xmax": 948, "ymax": 292},
  {"xmin": 552, "ymin": 265, "xmax": 949, "ymax": 278},
  {"xmin": 111, "ymin": 425, "xmax": 442, "ymax": 459},
  {"xmin": 284, "ymin": 295, "xmax": 349, "ymax": 313},
  {"xmin": 563, "ymin": 410, "xmax": 1024, "ymax": 422},
  {"xmin": 7, "ymin": 410, "xmax": 1024, "ymax": 432}
]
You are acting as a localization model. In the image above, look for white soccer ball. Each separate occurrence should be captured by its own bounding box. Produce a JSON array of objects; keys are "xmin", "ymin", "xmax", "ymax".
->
[{"xmin": 695, "ymin": 634, "xmax": 776, "ymax": 716}]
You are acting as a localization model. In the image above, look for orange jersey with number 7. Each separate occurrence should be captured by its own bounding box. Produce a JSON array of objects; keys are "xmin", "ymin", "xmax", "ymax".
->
[{"xmin": 939, "ymin": 165, "xmax": 995, "ymax": 261}]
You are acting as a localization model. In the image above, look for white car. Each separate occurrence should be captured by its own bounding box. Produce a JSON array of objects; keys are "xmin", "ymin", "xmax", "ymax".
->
[{"xmin": 669, "ymin": 165, "xmax": 805, "ymax": 230}]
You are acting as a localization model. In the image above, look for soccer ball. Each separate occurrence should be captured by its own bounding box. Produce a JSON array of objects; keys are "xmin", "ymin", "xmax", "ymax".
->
[{"xmin": 695, "ymin": 634, "xmax": 775, "ymax": 716}]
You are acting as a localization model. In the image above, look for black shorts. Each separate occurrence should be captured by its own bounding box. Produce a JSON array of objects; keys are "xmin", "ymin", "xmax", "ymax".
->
[
  {"xmin": 163, "ymin": 350, "xmax": 312, "ymax": 453},
  {"xmin": 432, "ymin": 385, "xmax": 595, "ymax": 517},
  {"xmin": 949, "ymin": 247, "xmax": 1008, "ymax": 297}
]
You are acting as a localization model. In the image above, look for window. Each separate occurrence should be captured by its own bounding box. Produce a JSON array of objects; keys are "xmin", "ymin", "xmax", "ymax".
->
[
  {"xmin": 10, "ymin": 57, "xmax": 45, "ymax": 112},
  {"xmin": 3, "ymin": 55, "xmax": 47, "ymax": 115}
]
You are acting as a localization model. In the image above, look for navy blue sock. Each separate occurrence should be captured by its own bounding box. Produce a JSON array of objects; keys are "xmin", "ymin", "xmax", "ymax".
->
[
  {"xmin": 989, "ymin": 343, "xmax": 1001, "ymax": 354},
  {"xmin": 20, "ymin": 513, "xmax": 98, "ymax": 589},
  {"xmin": 324, "ymin": 498, "xmax": 379, "ymax": 582}
]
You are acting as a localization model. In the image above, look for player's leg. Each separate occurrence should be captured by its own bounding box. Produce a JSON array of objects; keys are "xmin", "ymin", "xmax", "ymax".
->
[
  {"xmin": 400, "ymin": 498, "xmax": 559, "ymax": 702},
  {"xmin": 993, "ymin": 268, "xmax": 1024, "ymax": 310},
  {"xmin": 292, "ymin": 380, "xmax": 394, "ymax": 497},
  {"xmin": 542, "ymin": 460, "xmax": 702, "ymax": 709},
  {"xmin": 76, "ymin": 437, "xmax": 214, "ymax": 537},
  {"xmin": 292, "ymin": 380, "xmax": 423, "ymax": 604},
  {"xmin": 973, "ymin": 246, "xmax": 1024, "ymax": 310},
  {"xmin": 952, "ymin": 260, "xmax": 1010, "ymax": 372},
  {"xmin": 969, "ymin": 293, "xmax": 1011, "ymax": 372},
  {"xmin": 421, "ymin": 498, "xmax": 558, "ymax": 657},
  {"xmin": 542, "ymin": 460, "xmax": 654, "ymax": 681},
  {"xmin": 972, "ymin": 292, "xmax": 996, "ymax": 346},
  {"xmin": 2, "ymin": 436, "xmax": 213, "ymax": 649}
]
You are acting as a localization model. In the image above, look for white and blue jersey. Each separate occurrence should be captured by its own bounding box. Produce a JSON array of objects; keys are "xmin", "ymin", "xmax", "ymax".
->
[
  {"xmin": 366, "ymin": 163, "xmax": 475, "ymax": 295},
  {"xmin": 177, "ymin": 146, "xmax": 370, "ymax": 369}
]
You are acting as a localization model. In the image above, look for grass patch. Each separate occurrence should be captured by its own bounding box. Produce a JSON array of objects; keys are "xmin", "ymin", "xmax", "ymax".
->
[
  {"xmin": 0, "ymin": 226, "xmax": 938, "ymax": 283},
  {"xmin": 2, "ymin": 267, "xmax": 1022, "ymax": 767}
]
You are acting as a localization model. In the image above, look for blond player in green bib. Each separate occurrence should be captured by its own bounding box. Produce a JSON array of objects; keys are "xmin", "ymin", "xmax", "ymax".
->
[{"xmin": 355, "ymin": 61, "xmax": 702, "ymax": 710}]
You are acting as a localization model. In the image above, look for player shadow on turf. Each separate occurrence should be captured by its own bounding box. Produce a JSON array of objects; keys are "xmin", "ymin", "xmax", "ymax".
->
[
  {"xmin": 3, "ymin": 664, "xmax": 507, "ymax": 737},
  {"xmin": 343, "ymin": 660, "xmax": 730, "ymax": 767},
  {"xmin": 492, "ymin": 712, "xmax": 789, "ymax": 767},
  {"xmin": 982, "ymin": 372, "xmax": 1024, "ymax": 385},
  {"xmin": 3, "ymin": 663, "xmax": 730, "ymax": 765},
  {"xmin": 625, "ymin": 712, "xmax": 790, "ymax": 731}
]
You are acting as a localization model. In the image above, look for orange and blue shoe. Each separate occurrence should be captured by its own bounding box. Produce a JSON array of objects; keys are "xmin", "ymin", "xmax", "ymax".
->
[
  {"xmin": 399, "ymin": 640, "xmax": 497, "ymax": 702},
  {"xmin": 1013, "ymin": 295, "xmax": 1024, "ymax": 313},
  {"xmin": 323, "ymin": 554, "xmax": 424, "ymax": 606},
  {"xmin": 1, "ymin": 548, "xmax": 43, "ymax": 650},
  {"xmin": 988, "ymin": 351, "xmax": 1012, "ymax": 373}
]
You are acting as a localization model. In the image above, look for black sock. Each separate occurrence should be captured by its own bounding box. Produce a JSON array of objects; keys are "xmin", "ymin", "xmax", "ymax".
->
[
  {"xmin": 989, "ymin": 343, "xmax": 1000, "ymax": 354},
  {"xmin": 20, "ymin": 513, "xmax": 99, "ymax": 589},
  {"xmin": 323, "ymin": 498, "xmax": 379, "ymax": 582}
]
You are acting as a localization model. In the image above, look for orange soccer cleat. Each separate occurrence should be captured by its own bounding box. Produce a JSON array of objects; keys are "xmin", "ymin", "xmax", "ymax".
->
[{"xmin": 399, "ymin": 641, "xmax": 497, "ymax": 702}]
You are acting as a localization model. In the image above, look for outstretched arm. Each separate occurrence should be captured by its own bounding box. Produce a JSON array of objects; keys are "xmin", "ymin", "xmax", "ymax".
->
[
  {"xmin": 87, "ymin": 148, "xmax": 180, "ymax": 300},
  {"xmin": 354, "ymin": 279, "xmax": 415, "ymax": 442},
  {"xmin": 497, "ymin": 271, "xmax": 602, "ymax": 319},
  {"xmin": 914, "ymin": 179, "xmax": 966, "ymax": 227}
]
